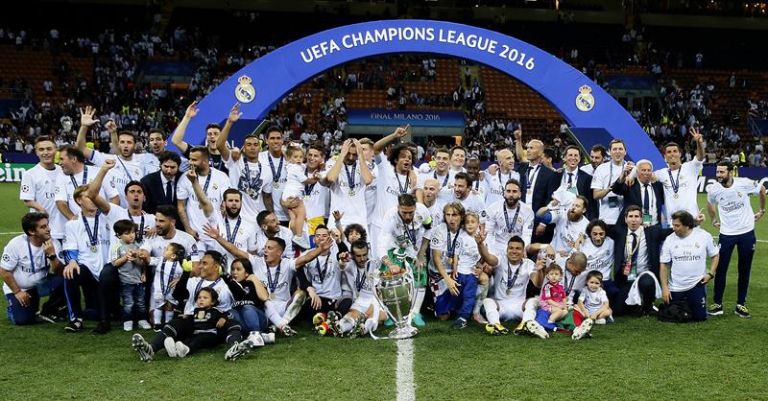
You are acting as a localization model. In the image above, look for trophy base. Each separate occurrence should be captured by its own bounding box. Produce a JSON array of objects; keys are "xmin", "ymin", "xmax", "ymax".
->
[{"xmin": 388, "ymin": 325, "xmax": 418, "ymax": 340}]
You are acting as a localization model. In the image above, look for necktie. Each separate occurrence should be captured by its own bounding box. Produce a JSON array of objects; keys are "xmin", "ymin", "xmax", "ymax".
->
[
  {"xmin": 630, "ymin": 232, "xmax": 638, "ymax": 265},
  {"xmin": 643, "ymin": 184, "xmax": 650, "ymax": 215},
  {"xmin": 165, "ymin": 179, "xmax": 173, "ymax": 204},
  {"xmin": 567, "ymin": 173, "xmax": 573, "ymax": 188}
]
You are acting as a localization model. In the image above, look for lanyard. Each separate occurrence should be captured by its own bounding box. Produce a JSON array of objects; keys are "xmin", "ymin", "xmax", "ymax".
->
[
  {"xmin": 506, "ymin": 260, "xmax": 522, "ymax": 290},
  {"xmin": 201, "ymin": 172, "xmax": 212, "ymax": 194},
  {"xmin": 70, "ymin": 168, "xmax": 88, "ymax": 188},
  {"xmin": 160, "ymin": 260, "xmax": 178, "ymax": 296},
  {"xmin": 82, "ymin": 212, "xmax": 101, "ymax": 246},
  {"xmin": 194, "ymin": 277, "xmax": 222, "ymax": 298},
  {"xmin": 130, "ymin": 213, "xmax": 145, "ymax": 243},
  {"xmin": 446, "ymin": 228, "xmax": 461, "ymax": 258},
  {"xmin": 315, "ymin": 254, "xmax": 331, "ymax": 283},
  {"xmin": 26, "ymin": 238, "xmax": 48, "ymax": 274},
  {"xmin": 344, "ymin": 163, "xmax": 357, "ymax": 191},
  {"xmin": 503, "ymin": 204, "xmax": 521, "ymax": 233},
  {"xmin": 400, "ymin": 213, "xmax": 417, "ymax": 249},
  {"xmin": 266, "ymin": 263, "xmax": 281, "ymax": 293},
  {"xmin": 304, "ymin": 167, "xmax": 317, "ymax": 197},
  {"xmin": 434, "ymin": 171, "xmax": 449, "ymax": 188},
  {"xmin": 609, "ymin": 161, "xmax": 625, "ymax": 185},
  {"xmin": 394, "ymin": 171, "xmax": 409, "ymax": 194},
  {"xmin": 116, "ymin": 157, "xmax": 134, "ymax": 181},
  {"xmin": 498, "ymin": 170, "xmax": 510, "ymax": 193},
  {"xmin": 355, "ymin": 261, "xmax": 369, "ymax": 292},
  {"xmin": 668, "ymin": 168, "xmax": 681, "ymax": 195},
  {"xmin": 225, "ymin": 217, "xmax": 242, "ymax": 244},
  {"xmin": 268, "ymin": 155, "xmax": 284, "ymax": 185},
  {"xmin": 243, "ymin": 160, "xmax": 262, "ymax": 186},
  {"xmin": 563, "ymin": 272, "xmax": 576, "ymax": 295}
]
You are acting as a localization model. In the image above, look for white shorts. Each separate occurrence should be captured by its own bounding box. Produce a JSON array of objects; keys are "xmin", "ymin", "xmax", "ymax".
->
[
  {"xmin": 351, "ymin": 295, "xmax": 380, "ymax": 317},
  {"xmin": 496, "ymin": 298, "xmax": 524, "ymax": 322}
]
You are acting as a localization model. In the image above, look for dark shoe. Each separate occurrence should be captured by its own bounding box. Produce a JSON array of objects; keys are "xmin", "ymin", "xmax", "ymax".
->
[
  {"xmin": 451, "ymin": 317, "xmax": 468, "ymax": 329},
  {"xmin": 65, "ymin": 319, "xmax": 83, "ymax": 333}
]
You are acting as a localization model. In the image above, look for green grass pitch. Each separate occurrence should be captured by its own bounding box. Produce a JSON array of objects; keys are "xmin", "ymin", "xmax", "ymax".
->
[{"xmin": 0, "ymin": 182, "xmax": 766, "ymax": 400}]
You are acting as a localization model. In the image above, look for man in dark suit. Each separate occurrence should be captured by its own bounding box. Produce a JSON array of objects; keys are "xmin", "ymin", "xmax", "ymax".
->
[
  {"xmin": 514, "ymin": 130, "xmax": 557, "ymax": 243},
  {"xmin": 611, "ymin": 159, "xmax": 665, "ymax": 228},
  {"xmin": 609, "ymin": 205, "xmax": 673, "ymax": 316},
  {"xmin": 554, "ymin": 145, "xmax": 596, "ymax": 220},
  {"xmin": 141, "ymin": 151, "xmax": 182, "ymax": 215}
]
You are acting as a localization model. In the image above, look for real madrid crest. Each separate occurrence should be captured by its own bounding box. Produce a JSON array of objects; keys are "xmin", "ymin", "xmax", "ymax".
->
[
  {"xmin": 575, "ymin": 85, "xmax": 595, "ymax": 112},
  {"xmin": 235, "ymin": 75, "xmax": 256, "ymax": 104}
]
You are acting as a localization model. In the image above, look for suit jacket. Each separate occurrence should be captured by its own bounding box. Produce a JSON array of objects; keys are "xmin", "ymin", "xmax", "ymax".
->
[
  {"xmin": 554, "ymin": 168, "xmax": 596, "ymax": 220},
  {"xmin": 516, "ymin": 162, "xmax": 557, "ymax": 213},
  {"xmin": 610, "ymin": 225, "xmax": 673, "ymax": 286},
  {"xmin": 611, "ymin": 179, "xmax": 665, "ymax": 227},
  {"xmin": 141, "ymin": 171, "xmax": 182, "ymax": 215}
]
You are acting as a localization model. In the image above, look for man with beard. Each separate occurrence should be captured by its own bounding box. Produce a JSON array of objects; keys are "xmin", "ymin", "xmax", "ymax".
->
[
  {"xmin": 476, "ymin": 234, "xmax": 543, "ymax": 335},
  {"xmin": 705, "ymin": 160, "xmax": 766, "ymax": 318},
  {"xmin": 139, "ymin": 205, "xmax": 201, "ymax": 269},
  {"xmin": 200, "ymin": 188, "xmax": 258, "ymax": 273},
  {"xmin": 76, "ymin": 106, "xmax": 149, "ymax": 208},
  {"xmin": 446, "ymin": 173, "xmax": 486, "ymax": 223},
  {"xmin": 655, "ymin": 128, "xmax": 706, "ymax": 223},
  {"xmin": 371, "ymin": 127, "xmax": 419, "ymax": 258},
  {"xmin": 535, "ymin": 195, "xmax": 589, "ymax": 257},
  {"xmin": 580, "ymin": 144, "xmax": 606, "ymax": 176},
  {"xmin": 141, "ymin": 151, "xmax": 182, "ymax": 215},
  {"xmin": 324, "ymin": 139, "xmax": 373, "ymax": 229},
  {"xmin": 418, "ymin": 147, "xmax": 453, "ymax": 190},
  {"xmin": 172, "ymin": 101, "xmax": 228, "ymax": 174},
  {"xmin": 485, "ymin": 179, "xmax": 535, "ymax": 255},
  {"xmin": 1, "ymin": 212, "xmax": 63, "ymax": 325},
  {"xmin": 55, "ymin": 146, "xmax": 119, "ymax": 223},
  {"xmin": 176, "ymin": 146, "xmax": 232, "ymax": 246},
  {"xmin": 612, "ymin": 159, "xmax": 665, "ymax": 228},
  {"xmin": 253, "ymin": 211, "xmax": 294, "ymax": 258},
  {"xmin": 377, "ymin": 194, "xmax": 431, "ymax": 326},
  {"xmin": 578, "ymin": 219, "xmax": 617, "ymax": 302},
  {"xmin": 216, "ymin": 104, "xmax": 273, "ymax": 225},
  {"xmin": 485, "ymin": 149, "xmax": 520, "ymax": 206}
]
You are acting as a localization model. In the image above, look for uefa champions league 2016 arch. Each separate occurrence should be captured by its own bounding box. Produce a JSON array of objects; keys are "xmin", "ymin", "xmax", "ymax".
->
[{"xmin": 177, "ymin": 19, "xmax": 664, "ymax": 167}]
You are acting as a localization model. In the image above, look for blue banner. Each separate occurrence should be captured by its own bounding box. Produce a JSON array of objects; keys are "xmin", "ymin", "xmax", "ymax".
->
[
  {"xmin": 176, "ymin": 19, "xmax": 666, "ymax": 167},
  {"xmin": 347, "ymin": 109, "xmax": 465, "ymax": 127}
]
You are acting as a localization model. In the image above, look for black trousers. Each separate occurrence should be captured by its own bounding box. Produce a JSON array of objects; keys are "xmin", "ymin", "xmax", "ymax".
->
[{"xmin": 150, "ymin": 315, "xmax": 243, "ymax": 353}]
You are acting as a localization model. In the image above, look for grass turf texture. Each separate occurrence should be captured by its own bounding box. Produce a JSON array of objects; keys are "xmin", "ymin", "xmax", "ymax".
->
[{"xmin": 0, "ymin": 182, "xmax": 766, "ymax": 401}]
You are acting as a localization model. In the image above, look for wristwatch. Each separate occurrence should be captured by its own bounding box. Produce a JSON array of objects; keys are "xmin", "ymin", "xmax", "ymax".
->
[
  {"xmin": 707, "ymin": 272, "xmax": 715, "ymax": 279},
  {"xmin": 46, "ymin": 254, "xmax": 57, "ymax": 261}
]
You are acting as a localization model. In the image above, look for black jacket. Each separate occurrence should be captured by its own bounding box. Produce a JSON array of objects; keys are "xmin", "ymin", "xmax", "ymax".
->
[
  {"xmin": 141, "ymin": 171, "xmax": 182, "ymax": 215},
  {"xmin": 610, "ymin": 225, "xmax": 673, "ymax": 286},
  {"xmin": 611, "ymin": 179, "xmax": 665, "ymax": 227}
]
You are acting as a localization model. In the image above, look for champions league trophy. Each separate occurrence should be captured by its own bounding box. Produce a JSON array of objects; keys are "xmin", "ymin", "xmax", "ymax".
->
[{"xmin": 373, "ymin": 239, "xmax": 419, "ymax": 340}]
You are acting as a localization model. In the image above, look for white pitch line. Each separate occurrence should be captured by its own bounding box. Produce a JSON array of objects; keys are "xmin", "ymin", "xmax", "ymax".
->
[
  {"xmin": 396, "ymin": 339, "xmax": 415, "ymax": 401},
  {"xmin": 0, "ymin": 232, "xmax": 22, "ymax": 235}
]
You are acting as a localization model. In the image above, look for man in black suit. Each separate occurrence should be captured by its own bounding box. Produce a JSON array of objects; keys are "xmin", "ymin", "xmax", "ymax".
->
[
  {"xmin": 141, "ymin": 151, "xmax": 182, "ymax": 215},
  {"xmin": 514, "ymin": 130, "xmax": 557, "ymax": 243},
  {"xmin": 611, "ymin": 159, "xmax": 665, "ymax": 228},
  {"xmin": 609, "ymin": 205, "xmax": 673, "ymax": 316},
  {"xmin": 554, "ymin": 145, "xmax": 596, "ymax": 220}
]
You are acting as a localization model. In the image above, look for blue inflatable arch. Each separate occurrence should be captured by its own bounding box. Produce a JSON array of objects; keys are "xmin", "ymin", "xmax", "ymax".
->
[{"xmin": 183, "ymin": 19, "xmax": 664, "ymax": 167}]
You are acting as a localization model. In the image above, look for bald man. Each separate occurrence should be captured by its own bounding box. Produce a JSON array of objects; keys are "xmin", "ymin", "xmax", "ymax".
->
[
  {"xmin": 485, "ymin": 149, "xmax": 520, "ymax": 206},
  {"xmin": 514, "ymin": 130, "xmax": 557, "ymax": 243}
]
